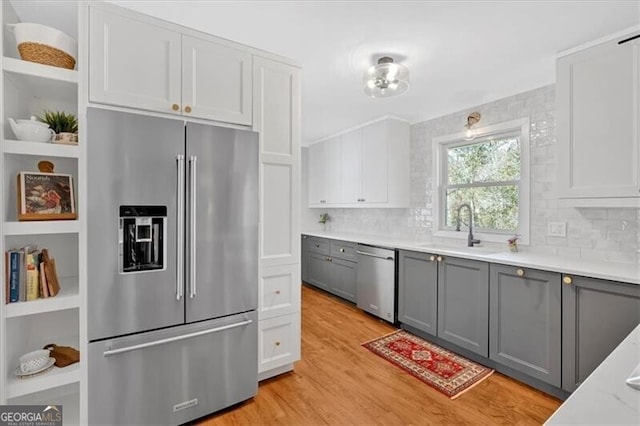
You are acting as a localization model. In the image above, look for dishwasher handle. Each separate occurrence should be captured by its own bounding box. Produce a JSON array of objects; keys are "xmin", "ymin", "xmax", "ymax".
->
[{"xmin": 357, "ymin": 250, "xmax": 394, "ymax": 261}]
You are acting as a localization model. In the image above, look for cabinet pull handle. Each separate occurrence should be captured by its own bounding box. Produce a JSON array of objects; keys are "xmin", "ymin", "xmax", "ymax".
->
[
  {"xmin": 563, "ymin": 276, "xmax": 573, "ymax": 285},
  {"xmin": 429, "ymin": 255, "xmax": 436, "ymax": 261},
  {"xmin": 340, "ymin": 248, "xmax": 345, "ymax": 252},
  {"xmin": 275, "ymin": 290, "xmax": 281, "ymax": 295},
  {"xmin": 172, "ymin": 103, "xmax": 180, "ymax": 111},
  {"xmin": 516, "ymin": 268, "xmax": 525, "ymax": 277},
  {"xmin": 315, "ymin": 244, "xmax": 320, "ymax": 248},
  {"xmin": 275, "ymin": 341, "xmax": 281, "ymax": 346},
  {"xmin": 184, "ymin": 106, "xmax": 192, "ymax": 113},
  {"xmin": 436, "ymin": 256, "xmax": 443, "ymax": 262}
]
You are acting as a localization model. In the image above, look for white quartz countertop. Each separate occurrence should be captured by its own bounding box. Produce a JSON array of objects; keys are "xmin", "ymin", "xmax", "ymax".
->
[
  {"xmin": 545, "ymin": 324, "xmax": 640, "ymax": 425},
  {"xmin": 302, "ymin": 230, "xmax": 640, "ymax": 285}
]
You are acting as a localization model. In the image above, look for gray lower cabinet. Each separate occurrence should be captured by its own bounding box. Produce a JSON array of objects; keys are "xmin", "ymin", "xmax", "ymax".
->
[
  {"xmin": 398, "ymin": 250, "xmax": 438, "ymax": 336},
  {"xmin": 562, "ymin": 275, "xmax": 640, "ymax": 392},
  {"xmin": 302, "ymin": 236, "xmax": 358, "ymax": 302},
  {"xmin": 307, "ymin": 251, "xmax": 332, "ymax": 291},
  {"xmin": 437, "ymin": 256, "xmax": 489, "ymax": 356},
  {"xmin": 330, "ymin": 257, "xmax": 357, "ymax": 302},
  {"xmin": 489, "ymin": 265, "xmax": 561, "ymax": 386}
]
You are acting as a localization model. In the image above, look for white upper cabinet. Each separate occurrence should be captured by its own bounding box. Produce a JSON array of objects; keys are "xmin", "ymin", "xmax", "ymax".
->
[
  {"xmin": 308, "ymin": 117, "xmax": 410, "ymax": 208},
  {"xmin": 557, "ymin": 31, "xmax": 640, "ymax": 207},
  {"xmin": 89, "ymin": 6, "xmax": 181, "ymax": 115},
  {"xmin": 182, "ymin": 35, "xmax": 252, "ymax": 125},
  {"xmin": 89, "ymin": 5, "xmax": 252, "ymax": 125}
]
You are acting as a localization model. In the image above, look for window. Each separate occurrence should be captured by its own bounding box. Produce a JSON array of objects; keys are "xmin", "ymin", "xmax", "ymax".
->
[{"xmin": 434, "ymin": 118, "xmax": 529, "ymax": 243}]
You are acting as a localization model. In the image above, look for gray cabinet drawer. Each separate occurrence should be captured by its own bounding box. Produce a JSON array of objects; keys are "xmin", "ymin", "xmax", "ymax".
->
[
  {"xmin": 307, "ymin": 237, "xmax": 330, "ymax": 255},
  {"xmin": 330, "ymin": 240, "xmax": 358, "ymax": 261}
]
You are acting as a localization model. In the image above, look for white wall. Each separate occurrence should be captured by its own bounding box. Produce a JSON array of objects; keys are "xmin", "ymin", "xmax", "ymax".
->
[{"xmin": 303, "ymin": 85, "xmax": 640, "ymax": 263}]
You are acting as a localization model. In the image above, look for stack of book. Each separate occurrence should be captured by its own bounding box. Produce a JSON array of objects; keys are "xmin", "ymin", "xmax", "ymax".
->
[{"xmin": 4, "ymin": 245, "xmax": 60, "ymax": 304}]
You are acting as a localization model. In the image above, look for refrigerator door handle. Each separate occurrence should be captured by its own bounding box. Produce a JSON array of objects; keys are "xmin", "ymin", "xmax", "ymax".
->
[
  {"xmin": 176, "ymin": 155, "xmax": 185, "ymax": 300},
  {"xmin": 189, "ymin": 155, "xmax": 197, "ymax": 299},
  {"xmin": 102, "ymin": 319, "xmax": 253, "ymax": 357}
]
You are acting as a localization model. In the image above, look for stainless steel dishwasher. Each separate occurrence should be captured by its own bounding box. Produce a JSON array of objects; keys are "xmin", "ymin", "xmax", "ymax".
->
[{"xmin": 356, "ymin": 244, "xmax": 396, "ymax": 323}]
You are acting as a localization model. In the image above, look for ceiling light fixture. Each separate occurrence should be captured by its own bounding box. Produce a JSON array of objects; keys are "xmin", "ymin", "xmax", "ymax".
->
[
  {"xmin": 463, "ymin": 112, "xmax": 481, "ymax": 141},
  {"xmin": 362, "ymin": 56, "xmax": 410, "ymax": 98}
]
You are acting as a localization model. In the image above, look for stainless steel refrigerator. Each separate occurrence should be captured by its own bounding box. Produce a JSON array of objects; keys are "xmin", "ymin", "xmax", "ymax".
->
[{"xmin": 86, "ymin": 108, "xmax": 258, "ymax": 425}]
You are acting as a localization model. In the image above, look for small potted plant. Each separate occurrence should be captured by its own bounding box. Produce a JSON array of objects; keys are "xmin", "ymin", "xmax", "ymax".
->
[
  {"xmin": 318, "ymin": 213, "xmax": 330, "ymax": 231},
  {"xmin": 37, "ymin": 110, "xmax": 78, "ymax": 144},
  {"xmin": 507, "ymin": 234, "xmax": 520, "ymax": 252}
]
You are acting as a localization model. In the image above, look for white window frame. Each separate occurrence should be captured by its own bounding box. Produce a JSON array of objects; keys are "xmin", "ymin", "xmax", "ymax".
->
[{"xmin": 432, "ymin": 117, "xmax": 530, "ymax": 245}]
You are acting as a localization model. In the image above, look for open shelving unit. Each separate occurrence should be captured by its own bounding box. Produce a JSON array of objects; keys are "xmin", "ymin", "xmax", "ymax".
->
[{"xmin": 0, "ymin": 2, "xmax": 84, "ymax": 424}]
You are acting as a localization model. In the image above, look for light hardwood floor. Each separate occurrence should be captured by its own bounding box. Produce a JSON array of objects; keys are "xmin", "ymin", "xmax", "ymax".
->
[{"xmin": 199, "ymin": 285, "xmax": 561, "ymax": 425}]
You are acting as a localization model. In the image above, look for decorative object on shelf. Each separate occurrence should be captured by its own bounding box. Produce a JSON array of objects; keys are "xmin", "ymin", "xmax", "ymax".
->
[
  {"xmin": 15, "ymin": 358, "xmax": 56, "ymax": 378},
  {"xmin": 507, "ymin": 234, "xmax": 520, "ymax": 252},
  {"xmin": 318, "ymin": 212, "xmax": 330, "ymax": 231},
  {"xmin": 7, "ymin": 22, "xmax": 77, "ymax": 69},
  {"xmin": 363, "ymin": 330, "xmax": 494, "ymax": 399},
  {"xmin": 43, "ymin": 343, "xmax": 79, "ymax": 368},
  {"xmin": 41, "ymin": 249, "xmax": 60, "ymax": 297},
  {"xmin": 17, "ymin": 349, "xmax": 51, "ymax": 374},
  {"xmin": 8, "ymin": 117, "xmax": 55, "ymax": 142},
  {"xmin": 463, "ymin": 112, "xmax": 481, "ymax": 141},
  {"xmin": 4, "ymin": 245, "xmax": 60, "ymax": 303},
  {"xmin": 363, "ymin": 56, "xmax": 410, "ymax": 98},
  {"xmin": 37, "ymin": 110, "xmax": 78, "ymax": 145},
  {"xmin": 17, "ymin": 165, "xmax": 76, "ymax": 220}
]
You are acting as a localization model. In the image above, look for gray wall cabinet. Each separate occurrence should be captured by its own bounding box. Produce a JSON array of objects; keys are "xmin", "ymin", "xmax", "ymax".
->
[
  {"xmin": 489, "ymin": 265, "xmax": 561, "ymax": 386},
  {"xmin": 398, "ymin": 250, "xmax": 438, "ymax": 336},
  {"xmin": 302, "ymin": 236, "xmax": 357, "ymax": 302},
  {"xmin": 562, "ymin": 275, "xmax": 640, "ymax": 392},
  {"xmin": 437, "ymin": 256, "xmax": 489, "ymax": 356}
]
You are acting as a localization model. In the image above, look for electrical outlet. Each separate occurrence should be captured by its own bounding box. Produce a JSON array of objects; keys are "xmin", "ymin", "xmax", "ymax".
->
[{"xmin": 548, "ymin": 221, "xmax": 567, "ymax": 237}]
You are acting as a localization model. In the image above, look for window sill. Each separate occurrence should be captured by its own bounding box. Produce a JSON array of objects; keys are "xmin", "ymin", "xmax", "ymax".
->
[{"xmin": 434, "ymin": 230, "xmax": 529, "ymax": 246}]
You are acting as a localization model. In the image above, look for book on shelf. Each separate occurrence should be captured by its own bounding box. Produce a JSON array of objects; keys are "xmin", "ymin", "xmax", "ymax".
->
[{"xmin": 4, "ymin": 246, "xmax": 61, "ymax": 303}]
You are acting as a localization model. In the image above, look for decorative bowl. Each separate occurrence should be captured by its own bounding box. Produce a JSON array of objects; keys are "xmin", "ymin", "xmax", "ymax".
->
[{"xmin": 18, "ymin": 349, "xmax": 51, "ymax": 374}]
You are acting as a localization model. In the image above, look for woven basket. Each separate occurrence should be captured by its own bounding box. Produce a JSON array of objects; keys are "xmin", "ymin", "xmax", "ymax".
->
[{"xmin": 18, "ymin": 42, "xmax": 75, "ymax": 70}]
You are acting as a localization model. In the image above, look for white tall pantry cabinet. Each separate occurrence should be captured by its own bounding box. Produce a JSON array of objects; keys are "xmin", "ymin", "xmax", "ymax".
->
[{"xmin": 0, "ymin": 1, "xmax": 301, "ymax": 424}]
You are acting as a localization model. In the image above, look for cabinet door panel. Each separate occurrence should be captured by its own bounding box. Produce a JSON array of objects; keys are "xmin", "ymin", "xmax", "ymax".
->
[
  {"xmin": 437, "ymin": 257, "xmax": 489, "ymax": 356},
  {"xmin": 325, "ymin": 137, "xmax": 342, "ymax": 204},
  {"xmin": 330, "ymin": 258, "xmax": 357, "ymax": 303},
  {"xmin": 489, "ymin": 265, "xmax": 561, "ymax": 386},
  {"xmin": 398, "ymin": 251, "xmax": 438, "ymax": 336},
  {"xmin": 182, "ymin": 35, "xmax": 252, "ymax": 125},
  {"xmin": 361, "ymin": 120, "xmax": 388, "ymax": 203},
  {"xmin": 307, "ymin": 252, "xmax": 331, "ymax": 291},
  {"xmin": 562, "ymin": 276, "xmax": 640, "ymax": 392},
  {"xmin": 340, "ymin": 129, "xmax": 362, "ymax": 203},
  {"xmin": 260, "ymin": 264, "xmax": 300, "ymax": 320},
  {"xmin": 558, "ymin": 38, "xmax": 639, "ymax": 198},
  {"xmin": 308, "ymin": 143, "xmax": 326, "ymax": 206},
  {"xmin": 89, "ymin": 6, "xmax": 181, "ymax": 114},
  {"xmin": 258, "ymin": 313, "xmax": 300, "ymax": 374}
]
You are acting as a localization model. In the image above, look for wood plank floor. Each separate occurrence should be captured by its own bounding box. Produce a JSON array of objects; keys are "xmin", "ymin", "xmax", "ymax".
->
[{"xmin": 199, "ymin": 285, "xmax": 561, "ymax": 425}]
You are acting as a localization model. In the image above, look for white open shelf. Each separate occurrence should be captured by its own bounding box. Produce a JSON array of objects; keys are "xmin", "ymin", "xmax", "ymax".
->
[
  {"xmin": 3, "ymin": 220, "xmax": 80, "ymax": 235},
  {"xmin": 3, "ymin": 57, "xmax": 78, "ymax": 105},
  {"xmin": 4, "ymin": 276, "xmax": 79, "ymax": 318},
  {"xmin": 6, "ymin": 361, "xmax": 80, "ymax": 399},
  {"xmin": 3, "ymin": 139, "xmax": 79, "ymax": 158}
]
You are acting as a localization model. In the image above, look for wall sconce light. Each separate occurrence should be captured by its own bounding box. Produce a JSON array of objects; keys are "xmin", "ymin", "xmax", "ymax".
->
[{"xmin": 464, "ymin": 112, "xmax": 481, "ymax": 141}]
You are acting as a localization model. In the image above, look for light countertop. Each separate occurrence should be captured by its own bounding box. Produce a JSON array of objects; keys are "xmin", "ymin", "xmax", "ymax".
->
[
  {"xmin": 302, "ymin": 230, "xmax": 640, "ymax": 285},
  {"xmin": 545, "ymin": 324, "xmax": 640, "ymax": 425}
]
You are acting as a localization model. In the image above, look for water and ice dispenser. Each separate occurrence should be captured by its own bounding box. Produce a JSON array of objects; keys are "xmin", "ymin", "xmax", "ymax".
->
[{"xmin": 119, "ymin": 206, "xmax": 167, "ymax": 273}]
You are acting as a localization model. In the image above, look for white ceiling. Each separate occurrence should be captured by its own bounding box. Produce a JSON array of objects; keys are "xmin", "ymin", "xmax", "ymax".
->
[{"xmin": 9, "ymin": 1, "xmax": 640, "ymax": 144}]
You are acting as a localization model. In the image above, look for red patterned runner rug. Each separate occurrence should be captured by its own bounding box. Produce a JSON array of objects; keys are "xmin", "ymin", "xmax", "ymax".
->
[{"xmin": 362, "ymin": 329, "xmax": 494, "ymax": 399}]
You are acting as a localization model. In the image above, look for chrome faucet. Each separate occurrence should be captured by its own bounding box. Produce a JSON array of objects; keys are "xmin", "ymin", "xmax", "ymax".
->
[{"xmin": 455, "ymin": 203, "xmax": 481, "ymax": 247}]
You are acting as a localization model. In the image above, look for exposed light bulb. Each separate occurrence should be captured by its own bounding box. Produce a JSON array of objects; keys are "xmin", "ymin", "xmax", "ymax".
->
[
  {"xmin": 367, "ymin": 80, "xmax": 375, "ymax": 89},
  {"xmin": 464, "ymin": 127, "xmax": 476, "ymax": 141}
]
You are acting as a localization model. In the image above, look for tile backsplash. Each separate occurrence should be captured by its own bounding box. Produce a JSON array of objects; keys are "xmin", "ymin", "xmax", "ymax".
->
[{"xmin": 302, "ymin": 85, "xmax": 640, "ymax": 263}]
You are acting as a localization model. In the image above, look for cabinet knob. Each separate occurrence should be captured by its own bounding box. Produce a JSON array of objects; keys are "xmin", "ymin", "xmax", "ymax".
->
[
  {"xmin": 303, "ymin": 236, "xmax": 307, "ymax": 239},
  {"xmin": 563, "ymin": 276, "xmax": 573, "ymax": 285},
  {"xmin": 329, "ymin": 257, "xmax": 333, "ymax": 262},
  {"xmin": 275, "ymin": 290, "xmax": 281, "ymax": 295},
  {"xmin": 340, "ymin": 248, "xmax": 345, "ymax": 253},
  {"xmin": 516, "ymin": 268, "xmax": 525, "ymax": 277},
  {"xmin": 172, "ymin": 103, "xmax": 180, "ymax": 111},
  {"xmin": 315, "ymin": 244, "xmax": 320, "ymax": 248},
  {"xmin": 429, "ymin": 255, "xmax": 436, "ymax": 262},
  {"xmin": 436, "ymin": 256, "xmax": 443, "ymax": 262},
  {"xmin": 275, "ymin": 341, "xmax": 281, "ymax": 346},
  {"xmin": 184, "ymin": 106, "xmax": 192, "ymax": 113}
]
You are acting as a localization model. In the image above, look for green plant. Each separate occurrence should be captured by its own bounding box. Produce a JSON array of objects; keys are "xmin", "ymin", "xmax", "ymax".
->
[
  {"xmin": 318, "ymin": 213, "xmax": 330, "ymax": 224},
  {"xmin": 37, "ymin": 110, "xmax": 78, "ymax": 134}
]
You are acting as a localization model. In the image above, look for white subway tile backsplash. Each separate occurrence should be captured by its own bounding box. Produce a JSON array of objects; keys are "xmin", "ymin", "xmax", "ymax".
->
[{"xmin": 305, "ymin": 84, "xmax": 640, "ymax": 263}]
